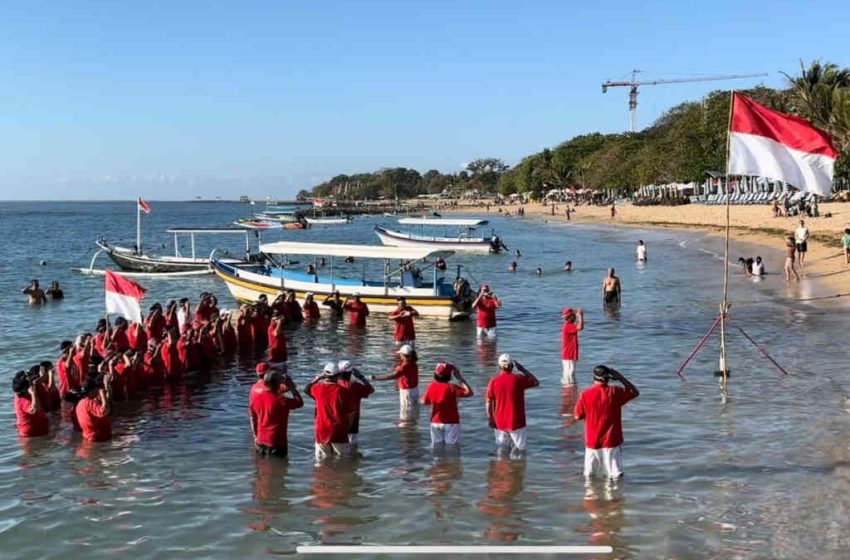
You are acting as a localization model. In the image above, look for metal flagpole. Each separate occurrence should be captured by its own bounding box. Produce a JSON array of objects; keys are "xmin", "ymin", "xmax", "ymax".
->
[
  {"xmin": 718, "ymin": 91, "xmax": 735, "ymax": 400},
  {"xmin": 136, "ymin": 199, "xmax": 142, "ymax": 255}
]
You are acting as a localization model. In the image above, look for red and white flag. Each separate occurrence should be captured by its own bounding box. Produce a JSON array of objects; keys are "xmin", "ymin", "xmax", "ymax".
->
[
  {"xmin": 728, "ymin": 92, "xmax": 838, "ymax": 196},
  {"xmin": 313, "ymin": 197, "xmax": 325, "ymax": 208},
  {"xmin": 137, "ymin": 197, "xmax": 152, "ymax": 214},
  {"xmin": 105, "ymin": 269, "xmax": 146, "ymax": 323}
]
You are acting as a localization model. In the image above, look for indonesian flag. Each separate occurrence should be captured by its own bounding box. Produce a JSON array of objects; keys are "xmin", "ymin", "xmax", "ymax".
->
[
  {"xmin": 728, "ymin": 92, "xmax": 838, "ymax": 196},
  {"xmin": 137, "ymin": 197, "xmax": 152, "ymax": 214},
  {"xmin": 313, "ymin": 197, "xmax": 325, "ymax": 208},
  {"xmin": 105, "ymin": 270, "xmax": 146, "ymax": 323}
]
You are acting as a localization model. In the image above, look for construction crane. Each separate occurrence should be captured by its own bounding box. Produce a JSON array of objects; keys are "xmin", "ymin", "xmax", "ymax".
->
[{"xmin": 602, "ymin": 70, "xmax": 769, "ymax": 132}]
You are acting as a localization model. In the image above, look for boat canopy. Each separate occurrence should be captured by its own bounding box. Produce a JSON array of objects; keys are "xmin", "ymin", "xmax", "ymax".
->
[
  {"xmin": 398, "ymin": 218, "xmax": 489, "ymax": 227},
  {"xmin": 259, "ymin": 241, "xmax": 453, "ymax": 260},
  {"xmin": 166, "ymin": 228, "xmax": 256, "ymax": 234}
]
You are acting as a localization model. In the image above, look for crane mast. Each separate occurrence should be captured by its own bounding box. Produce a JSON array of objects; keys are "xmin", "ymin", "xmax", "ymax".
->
[{"xmin": 602, "ymin": 70, "xmax": 769, "ymax": 132}]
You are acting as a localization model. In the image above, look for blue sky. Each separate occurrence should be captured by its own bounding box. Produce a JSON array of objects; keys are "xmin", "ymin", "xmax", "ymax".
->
[{"xmin": 0, "ymin": 1, "xmax": 846, "ymax": 200}]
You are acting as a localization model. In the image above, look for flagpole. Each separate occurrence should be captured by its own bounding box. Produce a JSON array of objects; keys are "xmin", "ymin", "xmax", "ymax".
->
[
  {"xmin": 719, "ymin": 91, "xmax": 735, "ymax": 400},
  {"xmin": 136, "ymin": 199, "xmax": 142, "ymax": 255}
]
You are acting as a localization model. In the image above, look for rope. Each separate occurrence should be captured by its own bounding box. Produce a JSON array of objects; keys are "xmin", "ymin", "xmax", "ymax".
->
[
  {"xmin": 795, "ymin": 292, "xmax": 850, "ymax": 302},
  {"xmin": 731, "ymin": 323, "xmax": 790, "ymax": 376},
  {"xmin": 674, "ymin": 315, "xmax": 722, "ymax": 380}
]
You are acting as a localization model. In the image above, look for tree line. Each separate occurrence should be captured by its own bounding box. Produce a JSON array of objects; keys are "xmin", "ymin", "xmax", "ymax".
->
[{"xmin": 304, "ymin": 60, "xmax": 849, "ymax": 199}]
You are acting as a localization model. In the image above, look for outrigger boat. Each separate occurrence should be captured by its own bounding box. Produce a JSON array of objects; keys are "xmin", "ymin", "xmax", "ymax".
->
[
  {"xmin": 304, "ymin": 212, "xmax": 352, "ymax": 225},
  {"xmin": 374, "ymin": 217, "xmax": 507, "ymax": 253},
  {"xmin": 81, "ymin": 228, "xmax": 262, "ymax": 275},
  {"xmin": 211, "ymin": 241, "xmax": 475, "ymax": 319}
]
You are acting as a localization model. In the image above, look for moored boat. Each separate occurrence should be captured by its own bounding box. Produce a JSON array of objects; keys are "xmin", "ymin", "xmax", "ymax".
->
[
  {"xmin": 211, "ymin": 241, "xmax": 473, "ymax": 319},
  {"xmin": 374, "ymin": 217, "xmax": 507, "ymax": 253}
]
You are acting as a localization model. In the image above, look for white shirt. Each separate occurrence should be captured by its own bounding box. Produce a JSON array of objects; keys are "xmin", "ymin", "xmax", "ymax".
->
[
  {"xmin": 176, "ymin": 309, "xmax": 188, "ymax": 329},
  {"xmin": 795, "ymin": 226, "xmax": 809, "ymax": 243},
  {"xmin": 636, "ymin": 245, "xmax": 647, "ymax": 261},
  {"xmin": 752, "ymin": 261, "xmax": 764, "ymax": 276}
]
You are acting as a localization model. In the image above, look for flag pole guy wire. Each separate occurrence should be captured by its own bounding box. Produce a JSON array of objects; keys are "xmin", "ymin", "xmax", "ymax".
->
[{"xmin": 675, "ymin": 314, "xmax": 722, "ymax": 380}]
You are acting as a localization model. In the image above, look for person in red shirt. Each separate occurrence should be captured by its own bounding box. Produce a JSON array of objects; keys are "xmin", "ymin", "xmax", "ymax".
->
[
  {"xmin": 128, "ymin": 321, "xmax": 148, "ymax": 353},
  {"xmin": 343, "ymin": 293, "xmax": 370, "ymax": 327},
  {"xmin": 421, "ymin": 362, "xmax": 473, "ymax": 448},
  {"xmin": 111, "ymin": 318, "xmax": 131, "ymax": 352},
  {"xmin": 253, "ymin": 298, "xmax": 271, "ymax": 349},
  {"xmin": 305, "ymin": 363, "xmax": 352, "ymax": 461},
  {"xmin": 388, "ymin": 297, "xmax": 419, "ymax": 348},
  {"xmin": 160, "ymin": 329, "xmax": 184, "ymax": 381},
  {"xmin": 472, "ymin": 284, "xmax": 502, "ymax": 339},
  {"xmin": 372, "ymin": 345, "xmax": 419, "ymax": 421},
  {"xmin": 34, "ymin": 361, "xmax": 61, "ymax": 412},
  {"xmin": 574, "ymin": 365, "xmax": 639, "ymax": 479},
  {"xmin": 302, "ymin": 292, "xmax": 320, "ymax": 320},
  {"xmin": 249, "ymin": 369, "xmax": 304, "ymax": 457},
  {"xmin": 13, "ymin": 371, "xmax": 49, "ymax": 438},
  {"xmin": 76, "ymin": 373, "xmax": 114, "ymax": 442},
  {"xmin": 220, "ymin": 312, "xmax": 238, "ymax": 354},
  {"xmin": 73, "ymin": 334, "xmax": 94, "ymax": 386},
  {"xmin": 485, "ymin": 354, "xmax": 539, "ymax": 456},
  {"xmin": 337, "ymin": 360, "xmax": 374, "ymax": 447},
  {"xmin": 145, "ymin": 303, "xmax": 166, "ymax": 341},
  {"xmin": 141, "ymin": 339, "xmax": 165, "ymax": 388},
  {"xmin": 236, "ymin": 305, "xmax": 254, "ymax": 354},
  {"xmin": 560, "ymin": 308, "xmax": 584, "ymax": 387},
  {"xmin": 57, "ymin": 340, "xmax": 81, "ymax": 396},
  {"xmin": 267, "ymin": 313, "xmax": 288, "ymax": 363}
]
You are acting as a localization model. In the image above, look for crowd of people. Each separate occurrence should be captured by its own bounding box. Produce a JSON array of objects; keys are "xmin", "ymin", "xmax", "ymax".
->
[{"xmin": 15, "ymin": 266, "xmax": 641, "ymax": 480}]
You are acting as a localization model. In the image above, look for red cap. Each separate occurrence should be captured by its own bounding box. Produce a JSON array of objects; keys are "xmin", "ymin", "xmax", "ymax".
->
[
  {"xmin": 255, "ymin": 362, "xmax": 270, "ymax": 376},
  {"xmin": 562, "ymin": 308, "xmax": 575, "ymax": 317},
  {"xmin": 434, "ymin": 362, "xmax": 456, "ymax": 376}
]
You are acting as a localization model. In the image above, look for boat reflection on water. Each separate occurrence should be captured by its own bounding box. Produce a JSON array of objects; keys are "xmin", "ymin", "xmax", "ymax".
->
[
  {"xmin": 479, "ymin": 459, "xmax": 527, "ymax": 542},
  {"xmin": 579, "ymin": 479, "xmax": 628, "ymax": 552}
]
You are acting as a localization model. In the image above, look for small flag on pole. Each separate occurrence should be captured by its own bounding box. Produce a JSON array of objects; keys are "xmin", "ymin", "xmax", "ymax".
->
[
  {"xmin": 105, "ymin": 269, "xmax": 146, "ymax": 323},
  {"xmin": 313, "ymin": 197, "xmax": 325, "ymax": 208},
  {"xmin": 137, "ymin": 197, "xmax": 152, "ymax": 214},
  {"xmin": 728, "ymin": 92, "xmax": 838, "ymax": 196}
]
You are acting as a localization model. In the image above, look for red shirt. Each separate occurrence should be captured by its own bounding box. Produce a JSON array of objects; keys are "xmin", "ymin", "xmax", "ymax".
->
[
  {"xmin": 37, "ymin": 380, "xmax": 61, "ymax": 412},
  {"xmin": 267, "ymin": 324, "xmax": 288, "ymax": 362},
  {"xmin": 344, "ymin": 301, "xmax": 370, "ymax": 326},
  {"xmin": 222, "ymin": 324, "xmax": 238, "ymax": 354},
  {"xmin": 73, "ymin": 350, "xmax": 90, "ymax": 385},
  {"xmin": 303, "ymin": 301, "xmax": 320, "ymax": 319},
  {"xmin": 141, "ymin": 351, "xmax": 165, "ymax": 388},
  {"xmin": 146, "ymin": 314, "xmax": 166, "ymax": 341},
  {"xmin": 112, "ymin": 329, "xmax": 130, "ymax": 352},
  {"xmin": 237, "ymin": 317, "xmax": 253, "ymax": 351},
  {"xmin": 160, "ymin": 340, "xmax": 183, "ymax": 379},
  {"xmin": 475, "ymin": 297, "xmax": 499, "ymax": 328},
  {"xmin": 111, "ymin": 363, "xmax": 128, "ymax": 401},
  {"xmin": 250, "ymin": 389, "xmax": 302, "ymax": 449},
  {"xmin": 128, "ymin": 324, "xmax": 148, "ymax": 352},
  {"xmin": 338, "ymin": 379, "xmax": 372, "ymax": 433},
  {"xmin": 422, "ymin": 381, "xmax": 465, "ymax": 424},
  {"xmin": 485, "ymin": 371, "xmax": 536, "ymax": 431},
  {"xmin": 574, "ymin": 384, "xmax": 638, "ymax": 449},
  {"xmin": 76, "ymin": 397, "xmax": 112, "ymax": 442},
  {"xmin": 15, "ymin": 394, "xmax": 49, "ymax": 437},
  {"xmin": 391, "ymin": 308, "xmax": 416, "ymax": 341},
  {"xmin": 57, "ymin": 357, "xmax": 80, "ymax": 395},
  {"xmin": 394, "ymin": 360, "xmax": 418, "ymax": 390},
  {"xmin": 252, "ymin": 314, "xmax": 270, "ymax": 347},
  {"xmin": 94, "ymin": 333, "xmax": 110, "ymax": 358},
  {"xmin": 309, "ymin": 383, "xmax": 350, "ymax": 444},
  {"xmin": 561, "ymin": 322, "xmax": 579, "ymax": 360}
]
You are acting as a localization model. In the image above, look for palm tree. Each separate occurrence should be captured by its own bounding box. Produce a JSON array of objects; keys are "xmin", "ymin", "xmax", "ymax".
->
[{"xmin": 783, "ymin": 59, "xmax": 850, "ymax": 150}]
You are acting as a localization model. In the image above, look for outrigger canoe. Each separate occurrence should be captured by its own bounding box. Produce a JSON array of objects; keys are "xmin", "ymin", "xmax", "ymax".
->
[{"xmin": 374, "ymin": 217, "xmax": 507, "ymax": 253}]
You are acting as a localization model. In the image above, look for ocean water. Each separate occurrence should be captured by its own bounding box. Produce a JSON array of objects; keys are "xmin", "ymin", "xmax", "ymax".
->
[{"xmin": 0, "ymin": 201, "xmax": 847, "ymax": 559}]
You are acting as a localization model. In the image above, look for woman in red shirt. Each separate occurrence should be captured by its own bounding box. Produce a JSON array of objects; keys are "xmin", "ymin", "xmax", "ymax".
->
[
  {"xmin": 372, "ymin": 345, "xmax": 420, "ymax": 421},
  {"xmin": 13, "ymin": 371, "xmax": 49, "ymax": 438},
  {"xmin": 267, "ymin": 313, "xmax": 288, "ymax": 363},
  {"xmin": 302, "ymin": 292, "xmax": 320, "ymax": 320},
  {"xmin": 421, "ymin": 362, "xmax": 473, "ymax": 448}
]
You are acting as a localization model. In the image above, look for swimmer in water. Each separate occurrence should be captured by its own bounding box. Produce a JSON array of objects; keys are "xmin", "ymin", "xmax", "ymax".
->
[
  {"xmin": 563, "ymin": 261, "xmax": 572, "ymax": 272},
  {"xmin": 46, "ymin": 281, "xmax": 64, "ymax": 300},
  {"xmin": 602, "ymin": 268, "xmax": 621, "ymax": 305},
  {"xmin": 514, "ymin": 250, "xmax": 522, "ymax": 258},
  {"xmin": 509, "ymin": 261, "xmax": 517, "ymax": 272},
  {"xmin": 535, "ymin": 267, "xmax": 543, "ymax": 276},
  {"xmin": 22, "ymin": 280, "xmax": 47, "ymax": 305},
  {"xmin": 636, "ymin": 240, "xmax": 647, "ymax": 262}
]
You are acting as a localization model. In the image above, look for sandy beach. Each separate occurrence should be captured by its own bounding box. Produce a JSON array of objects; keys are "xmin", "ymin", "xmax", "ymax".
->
[{"xmin": 444, "ymin": 200, "xmax": 850, "ymax": 298}]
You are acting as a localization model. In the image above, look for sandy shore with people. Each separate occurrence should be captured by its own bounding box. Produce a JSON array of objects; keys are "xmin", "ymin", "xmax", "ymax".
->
[{"xmin": 442, "ymin": 200, "xmax": 850, "ymax": 298}]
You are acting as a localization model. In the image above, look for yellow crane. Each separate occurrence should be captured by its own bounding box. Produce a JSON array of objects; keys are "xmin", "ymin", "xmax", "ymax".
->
[{"xmin": 602, "ymin": 70, "xmax": 769, "ymax": 132}]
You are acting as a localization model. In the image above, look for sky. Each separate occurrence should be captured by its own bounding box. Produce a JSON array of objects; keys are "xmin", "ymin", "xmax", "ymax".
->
[{"xmin": 0, "ymin": 1, "xmax": 847, "ymax": 200}]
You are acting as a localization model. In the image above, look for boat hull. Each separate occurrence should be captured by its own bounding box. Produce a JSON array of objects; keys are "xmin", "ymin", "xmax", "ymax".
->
[
  {"xmin": 97, "ymin": 242, "xmax": 242, "ymax": 273},
  {"xmin": 374, "ymin": 226, "xmax": 496, "ymax": 253},
  {"xmin": 211, "ymin": 260, "xmax": 462, "ymax": 319}
]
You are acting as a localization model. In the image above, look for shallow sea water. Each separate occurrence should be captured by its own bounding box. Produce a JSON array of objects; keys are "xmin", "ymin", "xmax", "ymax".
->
[{"xmin": 0, "ymin": 201, "xmax": 848, "ymax": 559}]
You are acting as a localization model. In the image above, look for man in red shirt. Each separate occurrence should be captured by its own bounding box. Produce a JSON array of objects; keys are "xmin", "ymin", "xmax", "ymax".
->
[
  {"xmin": 343, "ymin": 293, "xmax": 370, "ymax": 327},
  {"xmin": 249, "ymin": 369, "xmax": 304, "ymax": 457},
  {"xmin": 57, "ymin": 340, "xmax": 80, "ymax": 396},
  {"xmin": 305, "ymin": 363, "xmax": 352, "ymax": 461},
  {"xmin": 472, "ymin": 284, "xmax": 502, "ymax": 339},
  {"xmin": 574, "ymin": 365, "xmax": 639, "ymax": 479},
  {"xmin": 337, "ymin": 360, "xmax": 374, "ymax": 448},
  {"xmin": 388, "ymin": 297, "xmax": 419, "ymax": 348},
  {"xmin": 13, "ymin": 371, "xmax": 49, "ymax": 438},
  {"xmin": 372, "ymin": 344, "xmax": 419, "ymax": 421},
  {"xmin": 560, "ymin": 308, "xmax": 584, "ymax": 386},
  {"xmin": 76, "ymin": 374, "xmax": 114, "ymax": 442},
  {"xmin": 421, "ymin": 362, "xmax": 473, "ymax": 448},
  {"xmin": 267, "ymin": 312, "xmax": 288, "ymax": 363},
  {"xmin": 249, "ymin": 361, "xmax": 273, "ymax": 408},
  {"xmin": 485, "ymin": 354, "xmax": 539, "ymax": 456}
]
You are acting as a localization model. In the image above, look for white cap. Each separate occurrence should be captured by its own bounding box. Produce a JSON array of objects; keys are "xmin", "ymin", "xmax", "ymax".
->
[
  {"xmin": 498, "ymin": 353, "xmax": 513, "ymax": 367},
  {"xmin": 306, "ymin": 291, "xmax": 315, "ymax": 296},
  {"xmin": 352, "ymin": 291, "xmax": 360, "ymax": 297},
  {"xmin": 323, "ymin": 362, "xmax": 338, "ymax": 375},
  {"xmin": 397, "ymin": 344, "xmax": 413, "ymax": 356},
  {"xmin": 337, "ymin": 360, "xmax": 352, "ymax": 373}
]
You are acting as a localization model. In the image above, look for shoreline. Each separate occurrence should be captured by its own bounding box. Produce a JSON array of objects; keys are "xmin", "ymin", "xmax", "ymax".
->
[{"xmin": 440, "ymin": 200, "xmax": 850, "ymax": 305}]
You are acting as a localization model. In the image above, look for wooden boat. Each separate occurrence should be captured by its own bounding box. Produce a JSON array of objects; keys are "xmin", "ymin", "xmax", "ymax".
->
[
  {"xmin": 211, "ymin": 242, "xmax": 472, "ymax": 319},
  {"xmin": 89, "ymin": 228, "xmax": 260, "ymax": 274},
  {"xmin": 305, "ymin": 214, "xmax": 352, "ymax": 225},
  {"xmin": 374, "ymin": 218, "xmax": 507, "ymax": 253},
  {"xmin": 235, "ymin": 218, "xmax": 277, "ymax": 229}
]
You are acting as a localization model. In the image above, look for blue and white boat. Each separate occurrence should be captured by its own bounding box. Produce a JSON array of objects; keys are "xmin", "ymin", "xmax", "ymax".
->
[{"xmin": 374, "ymin": 217, "xmax": 507, "ymax": 253}]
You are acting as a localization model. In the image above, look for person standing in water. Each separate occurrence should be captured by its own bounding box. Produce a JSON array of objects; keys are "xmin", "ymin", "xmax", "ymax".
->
[
  {"xmin": 794, "ymin": 219, "xmax": 809, "ymax": 267},
  {"xmin": 388, "ymin": 297, "xmax": 419, "ymax": 349},
  {"xmin": 472, "ymin": 284, "xmax": 501, "ymax": 340},
  {"xmin": 46, "ymin": 281, "xmax": 64, "ymax": 300},
  {"xmin": 372, "ymin": 344, "xmax": 419, "ymax": 421},
  {"xmin": 602, "ymin": 268, "xmax": 621, "ymax": 305},
  {"xmin": 842, "ymin": 228, "xmax": 850, "ymax": 266},
  {"xmin": 22, "ymin": 280, "xmax": 47, "ymax": 305},
  {"xmin": 421, "ymin": 362, "xmax": 473, "ymax": 449},
  {"xmin": 636, "ymin": 240, "xmax": 647, "ymax": 263},
  {"xmin": 784, "ymin": 236, "xmax": 800, "ymax": 282},
  {"xmin": 485, "ymin": 354, "xmax": 539, "ymax": 457},
  {"xmin": 560, "ymin": 308, "xmax": 584, "ymax": 386}
]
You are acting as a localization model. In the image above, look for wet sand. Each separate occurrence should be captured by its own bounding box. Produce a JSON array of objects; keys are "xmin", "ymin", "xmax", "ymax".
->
[{"xmin": 445, "ymin": 200, "xmax": 850, "ymax": 299}]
